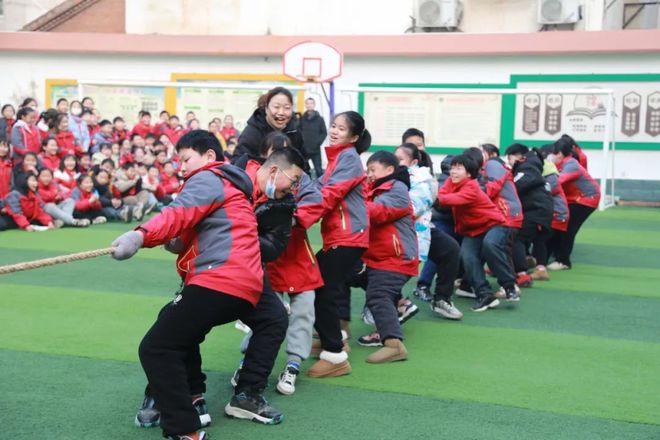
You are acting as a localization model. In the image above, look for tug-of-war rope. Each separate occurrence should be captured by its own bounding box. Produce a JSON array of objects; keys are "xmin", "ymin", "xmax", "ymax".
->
[{"xmin": 0, "ymin": 247, "xmax": 115, "ymax": 275}]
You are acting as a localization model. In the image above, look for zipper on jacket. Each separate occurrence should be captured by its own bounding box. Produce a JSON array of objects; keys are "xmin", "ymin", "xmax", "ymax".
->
[
  {"xmin": 304, "ymin": 237, "xmax": 316, "ymax": 265},
  {"xmin": 339, "ymin": 204, "xmax": 347, "ymax": 230},
  {"xmin": 392, "ymin": 234, "xmax": 401, "ymax": 256}
]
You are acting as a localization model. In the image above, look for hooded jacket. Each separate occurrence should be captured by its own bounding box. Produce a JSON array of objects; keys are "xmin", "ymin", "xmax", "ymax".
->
[
  {"xmin": 5, "ymin": 173, "xmax": 52, "ymax": 229},
  {"xmin": 511, "ymin": 152, "xmax": 554, "ymax": 229},
  {"xmin": 438, "ymin": 177, "xmax": 505, "ymax": 237},
  {"xmin": 542, "ymin": 160, "xmax": 570, "ymax": 231},
  {"xmin": 10, "ymin": 120, "xmax": 42, "ymax": 157},
  {"xmin": 317, "ymin": 143, "xmax": 369, "ymax": 250},
  {"xmin": 482, "ymin": 157, "xmax": 523, "ymax": 229},
  {"xmin": 556, "ymin": 156, "xmax": 600, "ymax": 209},
  {"xmin": 362, "ymin": 166, "xmax": 418, "ymax": 276},
  {"xmin": 0, "ymin": 157, "xmax": 12, "ymax": 199},
  {"xmin": 408, "ymin": 164, "xmax": 437, "ymax": 261},
  {"xmin": 138, "ymin": 161, "xmax": 264, "ymax": 305},
  {"xmin": 68, "ymin": 114, "xmax": 90, "ymax": 152}
]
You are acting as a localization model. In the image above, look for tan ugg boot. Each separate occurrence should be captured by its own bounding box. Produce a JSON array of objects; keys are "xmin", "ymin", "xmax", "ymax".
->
[
  {"xmin": 307, "ymin": 351, "xmax": 352, "ymax": 378},
  {"xmin": 366, "ymin": 338, "xmax": 408, "ymax": 364},
  {"xmin": 310, "ymin": 338, "xmax": 350, "ymax": 357},
  {"xmin": 531, "ymin": 266, "xmax": 550, "ymax": 281}
]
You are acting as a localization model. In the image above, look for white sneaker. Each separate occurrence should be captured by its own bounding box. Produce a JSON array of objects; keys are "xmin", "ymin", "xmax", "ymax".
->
[
  {"xmin": 276, "ymin": 365, "xmax": 299, "ymax": 395},
  {"xmin": 495, "ymin": 284, "xmax": 520, "ymax": 299},
  {"xmin": 431, "ymin": 299, "xmax": 463, "ymax": 320},
  {"xmin": 455, "ymin": 286, "xmax": 477, "ymax": 299},
  {"xmin": 547, "ymin": 261, "xmax": 570, "ymax": 271},
  {"xmin": 362, "ymin": 306, "xmax": 375, "ymax": 326}
]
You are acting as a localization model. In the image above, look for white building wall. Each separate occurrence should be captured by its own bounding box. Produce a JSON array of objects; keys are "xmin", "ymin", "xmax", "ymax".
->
[{"xmin": 0, "ymin": 0, "xmax": 65, "ymax": 31}]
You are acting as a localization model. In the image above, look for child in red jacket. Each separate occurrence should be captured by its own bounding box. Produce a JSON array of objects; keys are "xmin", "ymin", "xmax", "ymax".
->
[
  {"xmin": 38, "ymin": 168, "xmax": 88, "ymax": 227},
  {"xmin": 438, "ymin": 154, "xmax": 520, "ymax": 311},
  {"xmin": 39, "ymin": 137, "xmax": 61, "ymax": 171},
  {"xmin": 0, "ymin": 141, "xmax": 12, "ymax": 199},
  {"xmin": 1, "ymin": 172, "xmax": 55, "ymax": 231},
  {"xmin": 352, "ymin": 151, "xmax": 418, "ymax": 363},
  {"xmin": 54, "ymin": 154, "xmax": 79, "ymax": 198},
  {"xmin": 308, "ymin": 111, "xmax": 371, "ymax": 379},
  {"xmin": 71, "ymin": 174, "xmax": 106, "ymax": 224}
]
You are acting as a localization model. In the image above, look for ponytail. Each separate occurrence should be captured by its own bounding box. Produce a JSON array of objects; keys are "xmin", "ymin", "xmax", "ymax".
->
[
  {"xmin": 334, "ymin": 111, "xmax": 371, "ymax": 154},
  {"xmin": 355, "ymin": 128, "xmax": 371, "ymax": 154}
]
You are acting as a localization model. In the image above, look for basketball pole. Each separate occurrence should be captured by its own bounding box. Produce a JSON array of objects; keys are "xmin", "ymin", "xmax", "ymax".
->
[{"xmin": 329, "ymin": 81, "xmax": 336, "ymax": 120}]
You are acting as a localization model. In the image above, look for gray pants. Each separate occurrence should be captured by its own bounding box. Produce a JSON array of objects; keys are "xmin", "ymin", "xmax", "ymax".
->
[
  {"xmin": 239, "ymin": 290, "xmax": 315, "ymax": 365},
  {"xmin": 44, "ymin": 199, "xmax": 75, "ymax": 225},
  {"xmin": 350, "ymin": 267, "xmax": 410, "ymax": 342}
]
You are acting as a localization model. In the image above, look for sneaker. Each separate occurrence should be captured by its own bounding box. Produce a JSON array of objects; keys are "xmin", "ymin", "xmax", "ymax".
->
[
  {"xmin": 357, "ymin": 331, "xmax": 382, "ymax": 347},
  {"xmin": 276, "ymin": 365, "xmax": 299, "ymax": 395},
  {"xmin": 547, "ymin": 261, "xmax": 570, "ymax": 271},
  {"xmin": 471, "ymin": 294, "xmax": 500, "ymax": 312},
  {"xmin": 361, "ymin": 306, "xmax": 375, "ymax": 326},
  {"xmin": 230, "ymin": 364, "xmax": 242, "ymax": 388},
  {"xmin": 225, "ymin": 392, "xmax": 283, "ymax": 425},
  {"xmin": 413, "ymin": 284, "xmax": 432, "ymax": 302},
  {"xmin": 166, "ymin": 432, "xmax": 208, "ymax": 440},
  {"xmin": 430, "ymin": 299, "xmax": 463, "ymax": 320},
  {"xmin": 505, "ymin": 286, "xmax": 521, "ymax": 302},
  {"xmin": 366, "ymin": 338, "xmax": 408, "ymax": 364},
  {"xmin": 135, "ymin": 394, "xmax": 160, "ymax": 428},
  {"xmin": 516, "ymin": 273, "xmax": 534, "ymax": 288},
  {"xmin": 526, "ymin": 255, "xmax": 538, "ymax": 269},
  {"xmin": 495, "ymin": 284, "xmax": 520, "ymax": 300},
  {"xmin": 92, "ymin": 216, "xmax": 107, "ymax": 224},
  {"xmin": 234, "ymin": 320, "xmax": 251, "ymax": 333},
  {"xmin": 531, "ymin": 266, "xmax": 550, "ymax": 281},
  {"xmin": 192, "ymin": 395, "xmax": 212, "ymax": 427},
  {"xmin": 132, "ymin": 203, "xmax": 145, "ymax": 221},
  {"xmin": 119, "ymin": 205, "xmax": 132, "ymax": 223},
  {"xmin": 72, "ymin": 218, "xmax": 90, "ymax": 227},
  {"xmin": 455, "ymin": 284, "xmax": 477, "ymax": 299},
  {"xmin": 53, "ymin": 219, "xmax": 64, "ymax": 228},
  {"xmin": 397, "ymin": 298, "xmax": 419, "ymax": 324}
]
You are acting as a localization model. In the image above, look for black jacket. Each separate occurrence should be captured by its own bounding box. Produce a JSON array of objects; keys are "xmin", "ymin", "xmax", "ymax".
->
[
  {"xmin": 300, "ymin": 110, "xmax": 327, "ymax": 154},
  {"xmin": 431, "ymin": 155, "xmax": 453, "ymax": 224},
  {"xmin": 511, "ymin": 152, "xmax": 553, "ymax": 229},
  {"xmin": 234, "ymin": 108, "xmax": 306, "ymax": 165},
  {"xmin": 93, "ymin": 177, "xmax": 116, "ymax": 208}
]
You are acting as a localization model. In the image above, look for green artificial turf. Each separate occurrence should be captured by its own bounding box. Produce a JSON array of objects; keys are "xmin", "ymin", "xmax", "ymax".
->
[{"xmin": 0, "ymin": 206, "xmax": 659, "ymax": 438}]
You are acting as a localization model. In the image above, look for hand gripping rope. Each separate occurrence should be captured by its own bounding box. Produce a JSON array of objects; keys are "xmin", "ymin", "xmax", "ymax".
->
[{"xmin": 0, "ymin": 247, "xmax": 115, "ymax": 275}]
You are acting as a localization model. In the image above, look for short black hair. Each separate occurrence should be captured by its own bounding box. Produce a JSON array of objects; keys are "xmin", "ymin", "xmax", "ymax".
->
[
  {"xmin": 264, "ymin": 146, "xmax": 305, "ymax": 170},
  {"xmin": 122, "ymin": 161, "xmax": 135, "ymax": 170},
  {"xmin": 56, "ymin": 98, "xmax": 68, "ymax": 105},
  {"xmin": 99, "ymin": 119, "xmax": 112, "ymax": 127},
  {"xmin": 450, "ymin": 154, "xmax": 480, "ymax": 179},
  {"xmin": 259, "ymin": 132, "xmax": 290, "ymax": 157},
  {"xmin": 367, "ymin": 150, "xmax": 398, "ymax": 169},
  {"xmin": 396, "ymin": 142, "xmax": 421, "ymax": 162},
  {"xmin": 99, "ymin": 143, "xmax": 112, "ymax": 151},
  {"xmin": 553, "ymin": 135, "xmax": 574, "ymax": 157},
  {"xmin": 402, "ymin": 128, "xmax": 424, "ymax": 144},
  {"xmin": 101, "ymin": 158, "xmax": 115, "ymax": 167},
  {"xmin": 463, "ymin": 147, "xmax": 484, "ymax": 168},
  {"xmin": 81, "ymin": 109, "xmax": 93, "ymax": 117},
  {"xmin": 175, "ymin": 129, "xmax": 223, "ymax": 159},
  {"xmin": 160, "ymin": 110, "xmax": 170, "ymax": 117},
  {"xmin": 481, "ymin": 143, "xmax": 500, "ymax": 157},
  {"xmin": 113, "ymin": 116, "xmax": 124, "ymax": 124},
  {"xmin": 140, "ymin": 111, "xmax": 151, "ymax": 118},
  {"xmin": 538, "ymin": 144, "xmax": 555, "ymax": 159},
  {"xmin": 505, "ymin": 143, "xmax": 529, "ymax": 156}
]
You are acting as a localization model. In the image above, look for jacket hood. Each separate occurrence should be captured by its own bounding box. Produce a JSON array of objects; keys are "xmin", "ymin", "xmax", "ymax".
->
[
  {"xmin": 542, "ymin": 159, "xmax": 559, "ymax": 177},
  {"xmin": 513, "ymin": 151, "xmax": 543, "ymax": 175},
  {"xmin": 212, "ymin": 162, "xmax": 254, "ymax": 203},
  {"xmin": 372, "ymin": 165, "xmax": 411, "ymax": 190},
  {"xmin": 14, "ymin": 119, "xmax": 30, "ymax": 130},
  {"xmin": 440, "ymin": 155, "xmax": 453, "ymax": 175}
]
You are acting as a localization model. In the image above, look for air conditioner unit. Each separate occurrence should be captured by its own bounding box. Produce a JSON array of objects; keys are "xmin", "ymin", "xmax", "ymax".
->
[
  {"xmin": 538, "ymin": 0, "xmax": 581, "ymax": 24},
  {"xmin": 414, "ymin": 0, "xmax": 461, "ymax": 28}
]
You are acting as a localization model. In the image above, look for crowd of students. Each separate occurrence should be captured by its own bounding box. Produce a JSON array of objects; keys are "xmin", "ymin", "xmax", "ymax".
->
[{"xmin": 0, "ymin": 88, "xmax": 600, "ymax": 440}]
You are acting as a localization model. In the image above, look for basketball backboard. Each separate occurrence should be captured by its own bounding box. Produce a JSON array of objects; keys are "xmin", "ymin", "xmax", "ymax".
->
[{"xmin": 283, "ymin": 41, "xmax": 343, "ymax": 83}]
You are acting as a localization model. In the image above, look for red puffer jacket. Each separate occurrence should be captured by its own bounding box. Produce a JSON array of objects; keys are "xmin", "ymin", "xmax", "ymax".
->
[
  {"xmin": 38, "ymin": 182, "xmax": 65, "ymax": 204},
  {"xmin": 318, "ymin": 143, "xmax": 369, "ymax": 250},
  {"xmin": 362, "ymin": 172, "xmax": 418, "ymax": 277},
  {"xmin": 482, "ymin": 158, "xmax": 523, "ymax": 228},
  {"xmin": 71, "ymin": 187, "xmax": 102, "ymax": 212},
  {"xmin": 138, "ymin": 161, "xmax": 264, "ymax": 305},
  {"xmin": 5, "ymin": 189, "xmax": 52, "ymax": 229},
  {"xmin": 438, "ymin": 177, "xmax": 505, "ymax": 237},
  {"xmin": 557, "ymin": 156, "xmax": 600, "ymax": 209},
  {"xmin": 10, "ymin": 121, "xmax": 42, "ymax": 157},
  {"xmin": 55, "ymin": 131, "xmax": 82, "ymax": 158},
  {"xmin": 0, "ymin": 158, "xmax": 12, "ymax": 199},
  {"xmin": 266, "ymin": 173, "xmax": 325, "ymax": 294},
  {"xmin": 39, "ymin": 153, "xmax": 61, "ymax": 171}
]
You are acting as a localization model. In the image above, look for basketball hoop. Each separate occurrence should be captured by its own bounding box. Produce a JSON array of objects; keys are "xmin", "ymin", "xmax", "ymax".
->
[{"xmin": 283, "ymin": 41, "xmax": 343, "ymax": 83}]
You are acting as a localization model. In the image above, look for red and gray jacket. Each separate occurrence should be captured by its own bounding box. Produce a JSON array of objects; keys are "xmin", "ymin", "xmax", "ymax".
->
[
  {"xmin": 266, "ymin": 173, "xmax": 325, "ymax": 294},
  {"xmin": 482, "ymin": 158, "xmax": 523, "ymax": 229},
  {"xmin": 56, "ymin": 131, "xmax": 83, "ymax": 158},
  {"xmin": 557, "ymin": 156, "xmax": 600, "ymax": 209},
  {"xmin": 543, "ymin": 162, "xmax": 570, "ymax": 231},
  {"xmin": 318, "ymin": 143, "xmax": 369, "ymax": 250},
  {"xmin": 10, "ymin": 120, "xmax": 42, "ymax": 157},
  {"xmin": 39, "ymin": 153, "xmax": 61, "ymax": 171},
  {"xmin": 363, "ymin": 168, "xmax": 419, "ymax": 277},
  {"xmin": 5, "ymin": 188, "xmax": 52, "ymax": 229},
  {"xmin": 0, "ymin": 158, "xmax": 12, "ymax": 199},
  {"xmin": 438, "ymin": 177, "xmax": 505, "ymax": 237},
  {"xmin": 71, "ymin": 187, "xmax": 102, "ymax": 212},
  {"xmin": 138, "ymin": 161, "xmax": 264, "ymax": 305}
]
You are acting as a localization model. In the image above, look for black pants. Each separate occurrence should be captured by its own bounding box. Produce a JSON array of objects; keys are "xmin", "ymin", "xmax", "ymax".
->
[
  {"xmin": 307, "ymin": 150, "xmax": 324, "ymax": 179},
  {"xmin": 235, "ymin": 274, "xmax": 288, "ymax": 394},
  {"xmin": 425, "ymin": 228, "xmax": 460, "ymax": 302},
  {"xmin": 512, "ymin": 220, "xmax": 551, "ymax": 273},
  {"xmin": 349, "ymin": 267, "xmax": 409, "ymax": 341},
  {"xmin": 0, "ymin": 214, "xmax": 17, "ymax": 231},
  {"xmin": 73, "ymin": 209, "xmax": 104, "ymax": 220},
  {"xmin": 550, "ymin": 204, "xmax": 595, "ymax": 268},
  {"xmin": 314, "ymin": 246, "xmax": 364, "ymax": 352},
  {"xmin": 139, "ymin": 284, "xmax": 253, "ymax": 436}
]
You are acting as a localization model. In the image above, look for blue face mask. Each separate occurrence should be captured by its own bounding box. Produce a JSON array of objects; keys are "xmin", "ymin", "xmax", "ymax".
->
[{"xmin": 265, "ymin": 171, "xmax": 278, "ymax": 199}]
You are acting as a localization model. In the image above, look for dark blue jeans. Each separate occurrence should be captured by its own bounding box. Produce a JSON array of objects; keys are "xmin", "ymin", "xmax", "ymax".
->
[{"xmin": 460, "ymin": 225, "xmax": 516, "ymax": 299}]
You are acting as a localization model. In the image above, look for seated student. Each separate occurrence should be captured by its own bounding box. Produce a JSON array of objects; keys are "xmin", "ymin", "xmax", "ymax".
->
[
  {"xmin": 38, "ymin": 168, "xmax": 88, "ymax": 227},
  {"xmin": 138, "ymin": 163, "xmax": 161, "ymax": 209},
  {"xmin": 54, "ymin": 154, "xmax": 79, "ymax": 198},
  {"xmin": 92, "ymin": 143, "xmax": 113, "ymax": 166},
  {"xmin": 2, "ymin": 172, "xmax": 55, "ymax": 231},
  {"xmin": 93, "ymin": 168, "xmax": 130, "ymax": 222},
  {"xmin": 130, "ymin": 111, "xmax": 154, "ymax": 139},
  {"xmin": 68, "ymin": 101, "xmax": 90, "ymax": 153},
  {"xmin": 504, "ymin": 144, "xmax": 554, "ymax": 282},
  {"xmin": 145, "ymin": 133, "xmax": 157, "ymax": 152},
  {"xmin": 163, "ymin": 115, "xmax": 186, "ymax": 146},
  {"xmin": 11, "ymin": 106, "xmax": 41, "ymax": 159},
  {"xmin": 112, "ymin": 162, "xmax": 153, "ymax": 221},
  {"xmin": 83, "ymin": 109, "xmax": 99, "ymax": 143},
  {"xmin": 154, "ymin": 110, "xmax": 170, "ymax": 136},
  {"xmin": 437, "ymin": 154, "xmax": 520, "ymax": 311},
  {"xmin": 130, "ymin": 133, "xmax": 146, "ymax": 150},
  {"xmin": 159, "ymin": 162, "xmax": 181, "ymax": 199},
  {"xmin": 348, "ymin": 151, "xmax": 417, "ymax": 363},
  {"xmin": 112, "ymin": 116, "xmax": 129, "ymax": 143},
  {"xmin": 530, "ymin": 145, "xmax": 570, "ymax": 280},
  {"xmin": 395, "ymin": 143, "xmax": 462, "ymax": 321},
  {"xmin": 0, "ymin": 140, "xmax": 12, "ymax": 200},
  {"xmin": 14, "ymin": 151, "xmax": 40, "ymax": 181},
  {"xmin": 547, "ymin": 138, "xmax": 600, "ymax": 270},
  {"xmin": 79, "ymin": 154, "xmax": 92, "ymax": 174},
  {"xmin": 39, "ymin": 137, "xmax": 61, "ymax": 171},
  {"xmin": 51, "ymin": 114, "xmax": 82, "ymax": 158},
  {"xmin": 71, "ymin": 174, "xmax": 106, "ymax": 224},
  {"xmin": 91, "ymin": 119, "xmax": 114, "ymax": 153}
]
